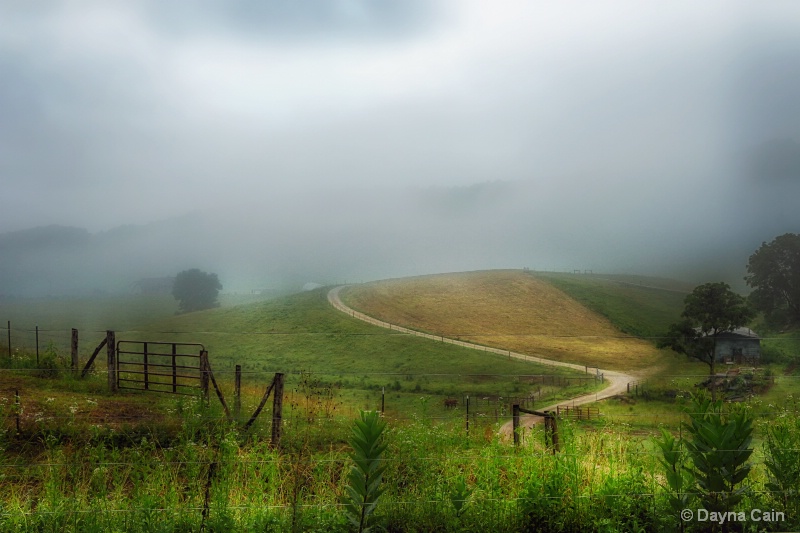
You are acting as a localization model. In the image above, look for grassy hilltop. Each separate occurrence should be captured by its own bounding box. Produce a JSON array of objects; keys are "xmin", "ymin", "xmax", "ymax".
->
[{"xmin": 342, "ymin": 270, "xmax": 669, "ymax": 373}]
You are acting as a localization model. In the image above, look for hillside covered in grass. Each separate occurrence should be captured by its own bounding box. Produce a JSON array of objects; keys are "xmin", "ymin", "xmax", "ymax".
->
[
  {"xmin": 533, "ymin": 272, "xmax": 688, "ymax": 340},
  {"xmin": 341, "ymin": 270, "xmax": 667, "ymax": 373},
  {"xmin": 120, "ymin": 288, "xmax": 584, "ymax": 396}
]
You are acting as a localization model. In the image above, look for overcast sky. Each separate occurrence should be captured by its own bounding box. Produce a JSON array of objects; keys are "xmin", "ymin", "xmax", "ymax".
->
[{"xmin": 2, "ymin": 1, "xmax": 799, "ymax": 286}]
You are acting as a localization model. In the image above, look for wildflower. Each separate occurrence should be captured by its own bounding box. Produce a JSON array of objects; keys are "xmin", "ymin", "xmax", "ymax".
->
[{"xmin": 45, "ymin": 397, "xmax": 55, "ymax": 403}]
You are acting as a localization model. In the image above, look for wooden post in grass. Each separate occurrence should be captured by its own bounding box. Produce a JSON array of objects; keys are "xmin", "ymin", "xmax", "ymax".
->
[
  {"xmin": 106, "ymin": 330, "xmax": 116, "ymax": 392},
  {"xmin": 70, "ymin": 328, "xmax": 78, "ymax": 373},
  {"xmin": 142, "ymin": 342, "xmax": 149, "ymax": 391},
  {"xmin": 512, "ymin": 404, "xmax": 520, "ymax": 446},
  {"xmin": 200, "ymin": 351, "xmax": 209, "ymax": 404},
  {"xmin": 544, "ymin": 413, "xmax": 559, "ymax": 453},
  {"xmin": 243, "ymin": 373, "xmax": 278, "ymax": 431},
  {"xmin": 81, "ymin": 337, "xmax": 107, "ymax": 378},
  {"xmin": 235, "ymin": 365, "xmax": 242, "ymax": 419},
  {"xmin": 381, "ymin": 387, "xmax": 385, "ymax": 414},
  {"xmin": 171, "ymin": 344, "xmax": 177, "ymax": 393},
  {"xmin": 271, "ymin": 373, "xmax": 284, "ymax": 448},
  {"xmin": 35, "ymin": 325, "xmax": 39, "ymax": 365},
  {"xmin": 204, "ymin": 356, "xmax": 231, "ymax": 421},
  {"xmin": 6, "ymin": 321, "xmax": 10, "ymax": 358}
]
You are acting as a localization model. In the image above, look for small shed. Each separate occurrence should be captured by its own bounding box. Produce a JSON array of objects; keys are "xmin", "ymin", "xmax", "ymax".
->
[{"xmin": 711, "ymin": 327, "xmax": 760, "ymax": 364}]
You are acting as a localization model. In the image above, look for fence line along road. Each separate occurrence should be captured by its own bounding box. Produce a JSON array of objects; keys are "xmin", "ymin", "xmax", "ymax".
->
[{"xmin": 327, "ymin": 286, "xmax": 637, "ymax": 436}]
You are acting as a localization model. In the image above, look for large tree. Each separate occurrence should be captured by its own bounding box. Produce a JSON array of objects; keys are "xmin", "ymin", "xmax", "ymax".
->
[
  {"xmin": 658, "ymin": 282, "xmax": 755, "ymax": 400},
  {"xmin": 745, "ymin": 233, "xmax": 800, "ymax": 327},
  {"xmin": 172, "ymin": 269, "xmax": 222, "ymax": 313}
]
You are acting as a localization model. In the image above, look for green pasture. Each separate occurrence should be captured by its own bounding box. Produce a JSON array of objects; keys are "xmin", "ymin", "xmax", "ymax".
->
[
  {"xmin": 533, "ymin": 272, "xmax": 687, "ymax": 340},
  {"xmin": 1, "ymin": 288, "xmax": 594, "ymax": 418}
]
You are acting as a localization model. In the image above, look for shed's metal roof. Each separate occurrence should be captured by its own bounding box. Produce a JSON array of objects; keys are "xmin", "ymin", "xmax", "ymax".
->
[
  {"xmin": 726, "ymin": 327, "xmax": 759, "ymax": 338},
  {"xmin": 694, "ymin": 327, "xmax": 760, "ymax": 339}
]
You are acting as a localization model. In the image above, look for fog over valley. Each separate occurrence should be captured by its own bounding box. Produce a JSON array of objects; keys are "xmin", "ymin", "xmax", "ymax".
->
[{"xmin": 2, "ymin": 2, "xmax": 800, "ymax": 297}]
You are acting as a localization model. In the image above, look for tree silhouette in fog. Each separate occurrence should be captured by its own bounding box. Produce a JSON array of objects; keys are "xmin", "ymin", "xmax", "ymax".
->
[{"xmin": 172, "ymin": 269, "xmax": 222, "ymax": 313}]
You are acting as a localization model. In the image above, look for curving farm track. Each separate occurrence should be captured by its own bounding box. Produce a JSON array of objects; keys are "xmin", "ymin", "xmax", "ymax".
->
[{"xmin": 328, "ymin": 285, "xmax": 636, "ymax": 437}]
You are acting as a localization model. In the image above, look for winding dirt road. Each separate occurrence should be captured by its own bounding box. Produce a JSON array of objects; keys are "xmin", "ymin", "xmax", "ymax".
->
[{"xmin": 328, "ymin": 285, "xmax": 636, "ymax": 436}]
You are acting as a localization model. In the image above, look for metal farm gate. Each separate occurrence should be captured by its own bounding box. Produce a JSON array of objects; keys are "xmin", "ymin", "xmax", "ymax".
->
[{"xmin": 116, "ymin": 340, "xmax": 206, "ymax": 395}]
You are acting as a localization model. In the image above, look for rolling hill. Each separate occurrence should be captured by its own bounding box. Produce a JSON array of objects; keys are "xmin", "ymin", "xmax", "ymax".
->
[
  {"xmin": 340, "ymin": 270, "xmax": 672, "ymax": 373},
  {"xmin": 114, "ymin": 287, "xmax": 585, "ymax": 397}
]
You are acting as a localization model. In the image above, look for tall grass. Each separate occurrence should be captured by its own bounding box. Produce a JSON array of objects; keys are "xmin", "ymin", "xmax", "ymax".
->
[{"xmin": 3, "ymin": 396, "xmax": 799, "ymax": 532}]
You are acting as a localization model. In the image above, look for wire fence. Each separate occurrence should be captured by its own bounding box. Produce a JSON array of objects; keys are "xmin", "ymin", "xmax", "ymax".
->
[{"xmin": 2, "ymin": 369, "xmax": 799, "ymax": 527}]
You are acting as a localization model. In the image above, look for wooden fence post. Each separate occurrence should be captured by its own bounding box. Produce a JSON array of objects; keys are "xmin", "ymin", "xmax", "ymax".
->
[
  {"xmin": 544, "ymin": 415, "xmax": 551, "ymax": 448},
  {"xmin": 552, "ymin": 415, "xmax": 559, "ymax": 453},
  {"xmin": 512, "ymin": 404, "xmax": 520, "ymax": 447},
  {"xmin": 106, "ymin": 330, "xmax": 116, "ymax": 392},
  {"xmin": 235, "ymin": 365, "xmax": 242, "ymax": 419},
  {"xmin": 70, "ymin": 329, "xmax": 78, "ymax": 374},
  {"xmin": 35, "ymin": 325, "xmax": 39, "ymax": 365},
  {"xmin": 203, "ymin": 356, "xmax": 231, "ymax": 421},
  {"xmin": 544, "ymin": 414, "xmax": 559, "ymax": 454},
  {"xmin": 171, "ymin": 344, "xmax": 177, "ymax": 393},
  {"xmin": 200, "ymin": 351, "xmax": 209, "ymax": 404},
  {"xmin": 271, "ymin": 373, "xmax": 285, "ymax": 448},
  {"xmin": 143, "ymin": 342, "xmax": 149, "ymax": 391},
  {"xmin": 80, "ymin": 337, "xmax": 107, "ymax": 379},
  {"xmin": 243, "ymin": 373, "xmax": 278, "ymax": 431}
]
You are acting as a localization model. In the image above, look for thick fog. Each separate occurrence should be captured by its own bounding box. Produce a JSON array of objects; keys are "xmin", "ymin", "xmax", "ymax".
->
[{"xmin": 2, "ymin": 1, "xmax": 800, "ymax": 296}]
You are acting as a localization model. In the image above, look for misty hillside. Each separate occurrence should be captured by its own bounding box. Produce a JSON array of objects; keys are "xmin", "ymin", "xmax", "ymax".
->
[{"xmin": 1, "ymin": 177, "xmax": 798, "ymax": 298}]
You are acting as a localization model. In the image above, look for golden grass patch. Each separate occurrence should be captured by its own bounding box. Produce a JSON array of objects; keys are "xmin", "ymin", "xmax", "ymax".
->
[{"xmin": 343, "ymin": 270, "xmax": 662, "ymax": 372}]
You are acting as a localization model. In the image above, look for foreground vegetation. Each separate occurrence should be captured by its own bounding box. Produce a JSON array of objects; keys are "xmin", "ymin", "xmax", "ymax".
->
[{"xmin": 2, "ymin": 375, "xmax": 800, "ymax": 532}]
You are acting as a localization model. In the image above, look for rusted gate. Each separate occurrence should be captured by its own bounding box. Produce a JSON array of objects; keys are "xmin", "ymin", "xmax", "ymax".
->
[
  {"xmin": 75, "ymin": 330, "xmax": 284, "ymax": 445},
  {"xmin": 116, "ymin": 340, "xmax": 206, "ymax": 396}
]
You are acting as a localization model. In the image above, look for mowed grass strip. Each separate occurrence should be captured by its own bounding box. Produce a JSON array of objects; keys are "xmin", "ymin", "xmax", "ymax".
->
[{"xmin": 342, "ymin": 270, "xmax": 665, "ymax": 373}]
